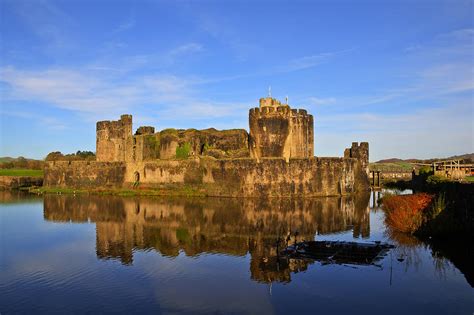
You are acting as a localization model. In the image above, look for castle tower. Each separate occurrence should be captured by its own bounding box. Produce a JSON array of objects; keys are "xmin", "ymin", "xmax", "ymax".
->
[
  {"xmin": 344, "ymin": 142, "xmax": 369, "ymax": 175},
  {"xmin": 96, "ymin": 114, "xmax": 133, "ymax": 162},
  {"xmin": 249, "ymin": 97, "xmax": 314, "ymax": 161}
]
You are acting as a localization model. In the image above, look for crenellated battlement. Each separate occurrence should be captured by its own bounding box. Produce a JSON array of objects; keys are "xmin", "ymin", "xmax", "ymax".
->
[
  {"xmin": 249, "ymin": 106, "xmax": 311, "ymax": 119},
  {"xmin": 249, "ymin": 97, "xmax": 314, "ymax": 161},
  {"xmin": 135, "ymin": 126, "xmax": 155, "ymax": 135},
  {"xmin": 97, "ymin": 114, "xmax": 132, "ymax": 130},
  {"xmin": 259, "ymin": 97, "xmax": 282, "ymax": 108},
  {"xmin": 344, "ymin": 142, "xmax": 369, "ymax": 175},
  {"xmin": 96, "ymin": 114, "xmax": 133, "ymax": 162}
]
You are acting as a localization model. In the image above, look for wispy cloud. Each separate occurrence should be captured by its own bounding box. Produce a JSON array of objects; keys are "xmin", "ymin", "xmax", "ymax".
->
[
  {"xmin": 405, "ymin": 28, "xmax": 474, "ymax": 57},
  {"xmin": 0, "ymin": 64, "xmax": 249, "ymax": 129},
  {"xmin": 12, "ymin": 0, "xmax": 75, "ymax": 53},
  {"xmin": 307, "ymin": 97, "xmax": 337, "ymax": 106},
  {"xmin": 306, "ymin": 46, "xmax": 473, "ymax": 112},
  {"xmin": 112, "ymin": 15, "xmax": 135, "ymax": 33},
  {"xmin": 89, "ymin": 41, "xmax": 205, "ymax": 74},
  {"xmin": 0, "ymin": 109, "xmax": 67, "ymax": 130},
  {"xmin": 282, "ymin": 49, "xmax": 355, "ymax": 72},
  {"xmin": 315, "ymin": 101, "xmax": 473, "ymax": 160},
  {"xmin": 285, "ymin": 52, "xmax": 335, "ymax": 71},
  {"xmin": 168, "ymin": 43, "xmax": 204, "ymax": 56}
]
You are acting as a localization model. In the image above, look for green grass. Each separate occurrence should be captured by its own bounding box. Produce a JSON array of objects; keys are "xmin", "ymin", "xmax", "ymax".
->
[
  {"xmin": 370, "ymin": 161, "xmax": 413, "ymax": 171},
  {"xmin": 29, "ymin": 185, "xmax": 207, "ymax": 197},
  {"xmin": 0, "ymin": 169, "xmax": 43, "ymax": 177},
  {"xmin": 465, "ymin": 176, "xmax": 474, "ymax": 182}
]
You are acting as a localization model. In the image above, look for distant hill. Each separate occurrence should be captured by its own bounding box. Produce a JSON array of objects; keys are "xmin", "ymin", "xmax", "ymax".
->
[
  {"xmin": 0, "ymin": 156, "xmax": 41, "ymax": 162},
  {"xmin": 375, "ymin": 158, "xmax": 405, "ymax": 163},
  {"xmin": 0, "ymin": 157, "xmax": 15, "ymax": 163},
  {"xmin": 371, "ymin": 153, "xmax": 474, "ymax": 172},
  {"xmin": 375, "ymin": 153, "xmax": 474, "ymax": 164},
  {"xmin": 447, "ymin": 153, "xmax": 474, "ymax": 161}
]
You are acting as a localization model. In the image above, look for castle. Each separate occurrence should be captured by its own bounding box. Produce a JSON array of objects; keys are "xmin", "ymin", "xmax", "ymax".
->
[
  {"xmin": 44, "ymin": 96, "xmax": 370, "ymax": 197},
  {"xmin": 95, "ymin": 96, "xmax": 314, "ymax": 163}
]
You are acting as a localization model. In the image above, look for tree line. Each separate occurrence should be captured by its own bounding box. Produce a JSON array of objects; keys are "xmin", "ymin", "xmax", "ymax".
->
[{"xmin": 0, "ymin": 151, "xmax": 96, "ymax": 169}]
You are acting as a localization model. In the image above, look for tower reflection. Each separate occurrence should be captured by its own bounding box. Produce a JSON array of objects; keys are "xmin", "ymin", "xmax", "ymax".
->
[{"xmin": 44, "ymin": 193, "xmax": 370, "ymax": 283}]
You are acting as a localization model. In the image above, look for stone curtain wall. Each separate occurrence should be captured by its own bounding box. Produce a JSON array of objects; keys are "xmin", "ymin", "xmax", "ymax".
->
[
  {"xmin": 0, "ymin": 176, "xmax": 43, "ymax": 189},
  {"xmin": 45, "ymin": 157, "xmax": 369, "ymax": 197},
  {"xmin": 44, "ymin": 161, "xmax": 126, "ymax": 188},
  {"xmin": 96, "ymin": 113, "xmax": 250, "ymax": 162}
]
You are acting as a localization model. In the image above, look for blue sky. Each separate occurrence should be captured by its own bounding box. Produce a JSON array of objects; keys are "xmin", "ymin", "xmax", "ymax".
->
[{"xmin": 1, "ymin": 0, "xmax": 473, "ymax": 161}]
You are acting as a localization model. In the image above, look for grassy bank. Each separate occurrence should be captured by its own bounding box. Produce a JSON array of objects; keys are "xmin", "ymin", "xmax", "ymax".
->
[
  {"xmin": 0, "ymin": 169, "xmax": 44, "ymax": 177},
  {"xmin": 465, "ymin": 176, "xmax": 474, "ymax": 182},
  {"xmin": 29, "ymin": 185, "xmax": 208, "ymax": 197}
]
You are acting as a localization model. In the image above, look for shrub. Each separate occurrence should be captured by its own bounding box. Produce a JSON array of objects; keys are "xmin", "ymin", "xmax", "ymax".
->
[
  {"xmin": 45, "ymin": 151, "xmax": 95, "ymax": 161},
  {"xmin": 383, "ymin": 193, "xmax": 434, "ymax": 234},
  {"xmin": 430, "ymin": 193, "xmax": 446, "ymax": 220},
  {"xmin": 176, "ymin": 142, "xmax": 191, "ymax": 159},
  {"xmin": 418, "ymin": 166, "xmax": 433, "ymax": 176},
  {"xmin": 426, "ymin": 175, "xmax": 448, "ymax": 185}
]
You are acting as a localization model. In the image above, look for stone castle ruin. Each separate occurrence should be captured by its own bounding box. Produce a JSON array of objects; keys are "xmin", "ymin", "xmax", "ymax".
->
[
  {"xmin": 45, "ymin": 96, "xmax": 370, "ymax": 197},
  {"xmin": 95, "ymin": 96, "xmax": 314, "ymax": 163}
]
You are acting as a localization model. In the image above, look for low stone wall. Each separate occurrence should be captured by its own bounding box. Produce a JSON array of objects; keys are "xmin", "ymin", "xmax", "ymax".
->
[
  {"xmin": 44, "ymin": 161, "xmax": 126, "ymax": 188},
  {"xmin": 0, "ymin": 176, "xmax": 43, "ymax": 190},
  {"xmin": 44, "ymin": 157, "xmax": 369, "ymax": 197}
]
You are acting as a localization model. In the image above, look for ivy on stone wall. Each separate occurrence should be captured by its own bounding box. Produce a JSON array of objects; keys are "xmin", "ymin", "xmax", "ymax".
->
[{"xmin": 176, "ymin": 142, "xmax": 191, "ymax": 159}]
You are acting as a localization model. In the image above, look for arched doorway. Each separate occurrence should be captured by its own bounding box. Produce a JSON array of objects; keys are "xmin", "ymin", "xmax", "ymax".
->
[{"xmin": 133, "ymin": 171, "xmax": 140, "ymax": 187}]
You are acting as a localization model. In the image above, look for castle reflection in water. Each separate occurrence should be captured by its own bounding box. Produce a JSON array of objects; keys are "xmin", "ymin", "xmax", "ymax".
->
[{"xmin": 43, "ymin": 193, "xmax": 370, "ymax": 283}]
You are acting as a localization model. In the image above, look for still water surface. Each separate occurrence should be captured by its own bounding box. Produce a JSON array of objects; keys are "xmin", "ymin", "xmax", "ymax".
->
[{"xmin": 1, "ymin": 191, "xmax": 473, "ymax": 314}]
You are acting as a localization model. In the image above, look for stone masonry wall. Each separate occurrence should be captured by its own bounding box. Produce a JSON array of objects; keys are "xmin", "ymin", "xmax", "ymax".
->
[
  {"xmin": 0, "ymin": 176, "xmax": 43, "ymax": 190},
  {"xmin": 249, "ymin": 99, "xmax": 314, "ymax": 161},
  {"xmin": 44, "ymin": 161, "xmax": 126, "ymax": 188},
  {"xmin": 96, "ymin": 115, "xmax": 132, "ymax": 162},
  {"xmin": 97, "ymin": 113, "xmax": 250, "ymax": 162},
  {"xmin": 344, "ymin": 142, "xmax": 369, "ymax": 175},
  {"xmin": 44, "ymin": 157, "xmax": 369, "ymax": 197}
]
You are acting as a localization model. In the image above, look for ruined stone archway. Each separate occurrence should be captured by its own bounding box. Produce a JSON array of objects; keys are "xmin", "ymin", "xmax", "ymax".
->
[{"xmin": 134, "ymin": 171, "xmax": 140, "ymax": 183}]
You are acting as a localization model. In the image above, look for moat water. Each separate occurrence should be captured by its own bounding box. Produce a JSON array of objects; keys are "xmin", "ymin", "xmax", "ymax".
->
[{"xmin": 0, "ymin": 191, "xmax": 473, "ymax": 314}]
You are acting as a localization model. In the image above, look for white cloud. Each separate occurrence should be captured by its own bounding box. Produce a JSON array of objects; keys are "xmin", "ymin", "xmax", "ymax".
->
[
  {"xmin": 0, "ymin": 64, "xmax": 250, "ymax": 129},
  {"xmin": 315, "ymin": 102, "xmax": 473, "ymax": 161},
  {"xmin": 308, "ymin": 97, "xmax": 337, "ymax": 106},
  {"xmin": 12, "ymin": 0, "xmax": 76, "ymax": 53},
  {"xmin": 168, "ymin": 43, "xmax": 204, "ymax": 56},
  {"xmin": 282, "ymin": 48, "xmax": 355, "ymax": 72},
  {"xmin": 1, "ymin": 67, "xmax": 127, "ymax": 115},
  {"xmin": 112, "ymin": 16, "xmax": 135, "ymax": 33},
  {"xmin": 285, "ymin": 52, "xmax": 335, "ymax": 71},
  {"xmin": 0, "ymin": 109, "xmax": 67, "ymax": 131}
]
